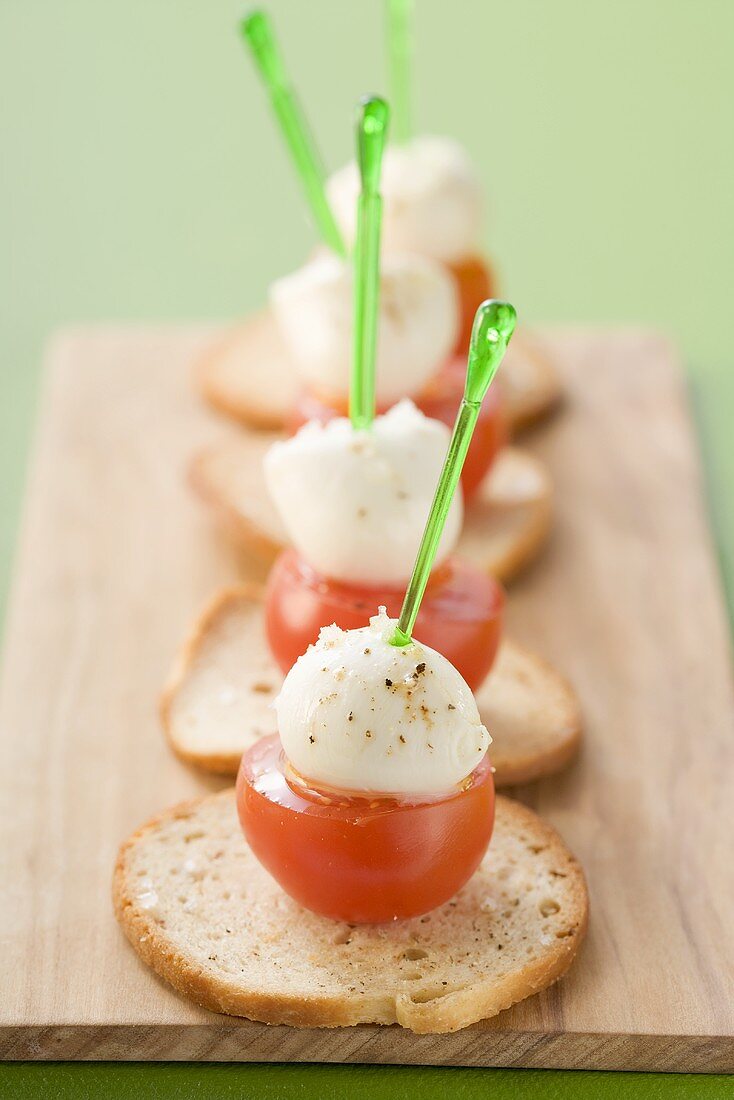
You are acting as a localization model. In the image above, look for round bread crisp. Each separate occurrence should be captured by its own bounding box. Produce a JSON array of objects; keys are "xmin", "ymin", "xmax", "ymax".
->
[
  {"xmin": 161, "ymin": 587, "xmax": 581, "ymax": 785},
  {"xmin": 197, "ymin": 312, "xmax": 298, "ymax": 431},
  {"xmin": 195, "ymin": 310, "xmax": 562, "ymax": 435},
  {"xmin": 113, "ymin": 789, "xmax": 588, "ymax": 1034},
  {"xmin": 189, "ymin": 433, "xmax": 552, "ymax": 585},
  {"xmin": 500, "ymin": 329, "xmax": 564, "ymax": 433}
]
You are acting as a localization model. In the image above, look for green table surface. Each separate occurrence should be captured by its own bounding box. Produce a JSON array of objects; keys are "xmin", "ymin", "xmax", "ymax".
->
[{"xmin": 1, "ymin": 0, "xmax": 733, "ymax": 1096}]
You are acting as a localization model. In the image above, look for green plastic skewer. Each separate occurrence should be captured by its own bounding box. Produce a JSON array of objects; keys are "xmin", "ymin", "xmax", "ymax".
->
[
  {"xmin": 387, "ymin": 0, "xmax": 413, "ymax": 143},
  {"xmin": 391, "ymin": 300, "xmax": 517, "ymax": 647},
  {"xmin": 240, "ymin": 10, "xmax": 346, "ymax": 256},
  {"xmin": 350, "ymin": 96, "xmax": 390, "ymax": 431}
]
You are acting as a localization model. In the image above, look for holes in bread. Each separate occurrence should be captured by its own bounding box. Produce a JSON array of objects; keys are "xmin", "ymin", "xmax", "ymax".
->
[
  {"xmin": 528, "ymin": 844, "xmax": 546, "ymax": 854},
  {"xmin": 332, "ymin": 925, "xmax": 354, "ymax": 945},
  {"xmin": 403, "ymin": 947, "xmax": 429, "ymax": 962},
  {"xmin": 556, "ymin": 927, "xmax": 575, "ymax": 939},
  {"xmin": 539, "ymin": 898, "xmax": 561, "ymax": 917},
  {"xmin": 183, "ymin": 830, "xmax": 205, "ymax": 843},
  {"xmin": 409, "ymin": 982, "xmax": 460, "ymax": 1004},
  {"xmin": 252, "ymin": 682, "xmax": 274, "ymax": 694}
]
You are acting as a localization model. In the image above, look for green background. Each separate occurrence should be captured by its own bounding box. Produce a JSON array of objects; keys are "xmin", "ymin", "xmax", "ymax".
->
[{"xmin": 1, "ymin": 0, "xmax": 732, "ymax": 1095}]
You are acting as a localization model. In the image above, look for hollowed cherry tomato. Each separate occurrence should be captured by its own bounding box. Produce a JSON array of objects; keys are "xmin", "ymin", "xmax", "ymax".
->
[
  {"xmin": 286, "ymin": 359, "xmax": 506, "ymax": 502},
  {"xmin": 236, "ymin": 733, "xmax": 495, "ymax": 923},
  {"xmin": 265, "ymin": 549, "xmax": 504, "ymax": 690},
  {"xmin": 447, "ymin": 254, "xmax": 497, "ymax": 354}
]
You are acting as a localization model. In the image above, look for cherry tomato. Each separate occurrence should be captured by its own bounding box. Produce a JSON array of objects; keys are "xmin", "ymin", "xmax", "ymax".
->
[
  {"xmin": 447, "ymin": 254, "xmax": 497, "ymax": 355},
  {"xmin": 236, "ymin": 733, "xmax": 495, "ymax": 923},
  {"xmin": 265, "ymin": 549, "xmax": 504, "ymax": 689},
  {"xmin": 286, "ymin": 359, "xmax": 506, "ymax": 502}
]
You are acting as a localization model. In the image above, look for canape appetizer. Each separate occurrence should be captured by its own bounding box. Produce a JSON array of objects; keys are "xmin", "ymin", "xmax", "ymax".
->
[
  {"xmin": 242, "ymin": 292, "xmax": 522, "ymax": 919},
  {"xmin": 196, "ymin": 9, "xmax": 561, "ymax": 437},
  {"xmin": 164, "ymin": 299, "xmax": 580, "ymax": 784},
  {"xmin": 265, "ymin": 401, "xmax": 502, "ymax": 687},
  {"xmin": 238, "ymin": 608, "xmax": 496, "ymax": 922}
]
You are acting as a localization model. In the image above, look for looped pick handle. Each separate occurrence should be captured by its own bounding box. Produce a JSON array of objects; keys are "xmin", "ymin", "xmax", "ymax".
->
[
  {"xmin": 464, "ymin": 300, "xmax": 517, "ymax": 405},
  {"xmin": 356, "ymin": 95, "xmax": 390, "ymax": 194},
  {"xmin": 241, "ymin": 10, "xmax": 286, "ymax": 87}
]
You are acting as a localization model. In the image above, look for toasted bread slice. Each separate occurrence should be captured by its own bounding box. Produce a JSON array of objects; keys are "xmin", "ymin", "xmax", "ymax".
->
[
  {"xmin": 196, "ymin": 310, "xmax": 562, "ymax": 434},
  {"xmin": 500, "ymin": 329, "xmax": 564, "ymax": 432},
  {"xmin": 113, "ymin": 788, "xmax": 587, "ymax": 1034},
  {"xmin": 189, "ymin": 433, "xmax": 552, "ymax": 584},
  {"xmin": 161, "ymin": 587, "xmax": 581, "ymax": 785},
  {"xmin": 197, "ymin": 313, "xmax": 297, "ymax": 431}
]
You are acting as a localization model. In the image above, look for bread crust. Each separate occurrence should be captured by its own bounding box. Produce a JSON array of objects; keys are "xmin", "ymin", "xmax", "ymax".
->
[
  {"xmin": 188, "ymin": 453, "xmax": 281, "ymax": 565},
  {"xmin": 160, "ymin": 583, "xmax": 266, "ymax": 773},
  {"xmin": 501, "ymin": 329, "xmax": 564, "ymax": 432},
  {"xmin": 460, "ymin": 447, "xmax": 553, "ymax": 583},
  {"xmin": 113, "ymin": 791, "xmax": 588, "ymax": 1034},
  {"xmin": 480, "ymin": 645, "xmax": 582, "ymax": 786},
  {"xmin": 195, "ymin": 313, "xmax": 297, "ymax": 431}
]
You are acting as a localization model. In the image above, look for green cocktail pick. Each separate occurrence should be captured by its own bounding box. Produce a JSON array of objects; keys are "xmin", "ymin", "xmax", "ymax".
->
[
  {"xmin": 350, "ymin": 96, "xmax": 390, "ymax": 431},
  {"xmin": 391, "ymin": 300, "xmax": 517, "ymax": 647},
  {"xmin": 240, "ymin": 10, "xmax": 346, "ymax": 257},
  {"xmin": 387, "ymin": 0, "xmax": 413, "ymax": 143}
]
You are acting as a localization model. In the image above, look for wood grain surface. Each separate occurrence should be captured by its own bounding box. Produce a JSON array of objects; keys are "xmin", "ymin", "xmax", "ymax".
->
[{"xmin": 0, "ymin": 326, "xmax": 732, "ymax": 1071}]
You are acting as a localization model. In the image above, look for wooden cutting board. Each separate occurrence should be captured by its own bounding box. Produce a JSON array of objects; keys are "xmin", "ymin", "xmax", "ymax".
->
[{"xmin": 0, "ymin": 326, "xmax": 732, "ymax": 1071}]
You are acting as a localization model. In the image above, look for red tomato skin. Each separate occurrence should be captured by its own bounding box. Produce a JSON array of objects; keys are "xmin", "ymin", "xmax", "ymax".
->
[
  {"xmin": 265, "ymin": 550, "xmax": 505, "ymax": 690},
  {"xmin": 236, "ymin": 734, "xmax": 495, "ymax": 923},
  {"xmin": 285, "ymin": 372, "xmax": 506, "ymax": 502},
  {"xmin": 447, "ymin": 254, "xmax": 498, "ymax": 355},
  {"xmin": 418, "ymin": 361, "xmax": 507, "ymax": 500}
]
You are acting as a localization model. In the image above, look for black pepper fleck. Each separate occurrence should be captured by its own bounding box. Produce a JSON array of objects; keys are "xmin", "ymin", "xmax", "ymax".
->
[
  {"xmin": 385, "ymin": 678, "xmax": 393, "ymax": 687},
  {"xmin": 448, "ymin": 703, "xmax": 456, "ymax": 710}
]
